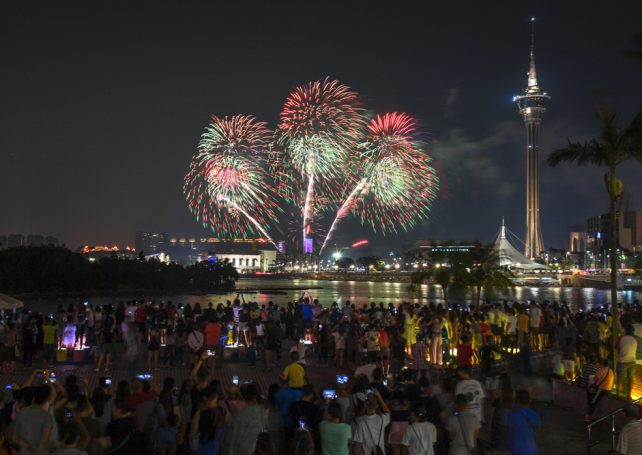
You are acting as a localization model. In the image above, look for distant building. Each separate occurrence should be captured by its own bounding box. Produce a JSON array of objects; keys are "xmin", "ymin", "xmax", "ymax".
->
[
  {"xmin": 569, "ymin": 231, "xmax": 588, "ymax": 253},
  {"xmin": 79, "ymin": 245, "xmax": 136, "ymax": 261},
  {"xmin": 7, "ymin": 234, "xmax": 24, "ymax": 248},
  {"xmin": 27, "ymin": 234, "xmax": 44, "ymax": 247},
  {"xmin": 134, "ymin": 232, "xmax": 169, "ymax": 255},
  {"xmin": 0, "ymin": 236, "xmax": 6, "ymax": 250},
  {"xmin": 44, "ymin": 236, "xmax": 59, "ymax": 246},
  {"xmin": 205, "ymin": 242, "xmax": 277, "ymax": 273},
  {"xmin": 587, "ymin": 211, "xmax": 642, "ymax": 253}
]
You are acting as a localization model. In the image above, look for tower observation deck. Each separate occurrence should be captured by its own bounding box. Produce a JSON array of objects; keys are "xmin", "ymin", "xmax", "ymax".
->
[{"xmin": 513, "ymin": 18, "xmax": 550, "ymax": 260}]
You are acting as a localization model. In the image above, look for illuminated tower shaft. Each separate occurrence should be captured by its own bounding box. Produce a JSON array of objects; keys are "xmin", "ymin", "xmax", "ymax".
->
[{"xmin": 514, "ymin": 18, "xmax": 550, "ymax": 260}]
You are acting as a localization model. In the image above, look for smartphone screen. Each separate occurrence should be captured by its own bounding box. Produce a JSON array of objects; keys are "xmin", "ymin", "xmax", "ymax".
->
[
  {"xmin": 322, "ymin": 389, "xmax": 336, "ymax": 400},
  {"xmin": 298, "ymin": 418, "xmax": 306, "ymax": 430},
  {"xmin": 232, "ymin": 376, "xmax": 239, "ymax": 385},
  {"xmin": 105, "ymin": 377, "xmax": 112, "ymax": 385},
  {"xmin": 336, "ymin": 374, "xmax": 348, "ymax": 384}
]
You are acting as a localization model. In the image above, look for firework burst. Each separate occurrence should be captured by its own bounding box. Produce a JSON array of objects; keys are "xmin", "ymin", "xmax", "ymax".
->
[
  {"xmin": 320, "ymin": 112, "xmax": 439, "ymax": 252},
  {"xmin": 272, "ymin": 78, "xmax": 366, "ymax": 249},
  {"xmin": 183, "ymin": 115, "xmax": 280, "ymax": 247}
]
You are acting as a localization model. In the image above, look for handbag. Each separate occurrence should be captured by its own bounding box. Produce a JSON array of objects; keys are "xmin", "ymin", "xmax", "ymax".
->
[
  {"xmin": 588, "ymin": 367, "xmax": 609, "ymax": 395},
  {"xmin": 364, "ymin": 415, "xmax": 384, "ymax": 455}
]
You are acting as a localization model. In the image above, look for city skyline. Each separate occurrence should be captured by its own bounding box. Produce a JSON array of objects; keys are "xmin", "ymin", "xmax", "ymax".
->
[{"xmin": 2, "ymin": 2, "xmax": 642, "ymax": 255}]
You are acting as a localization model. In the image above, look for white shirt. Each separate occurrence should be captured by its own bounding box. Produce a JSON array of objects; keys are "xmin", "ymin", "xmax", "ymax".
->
[
  {"xmin": 187, "ymin": 331, "xmax": 204, "ymax": 351},
  {"xmin": 618, "ymin": 335, "xmax": 638, "ymax": 363},
  {"xmin": 454, "ymin": 379, "xmax": 486, "ymax": 423},
  {"xmin": 354, "ymin": 364, "xmax": 377, "ymax": 383},
  {"xmin": 352, "ymin": 413, "xmax": 391, "ymax": 455},
  {"xmin": 401, "ymin": 421, "xmax": 437, "ymax": 455},
  {"xmin": 507, "ymin": 315, "xmax": 517, "ymax": 334}
]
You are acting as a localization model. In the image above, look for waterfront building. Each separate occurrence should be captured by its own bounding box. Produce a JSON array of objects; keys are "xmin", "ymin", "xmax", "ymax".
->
[{"xmin": 514, "ymin": 18, "xmax": 550, "ymax": 260}]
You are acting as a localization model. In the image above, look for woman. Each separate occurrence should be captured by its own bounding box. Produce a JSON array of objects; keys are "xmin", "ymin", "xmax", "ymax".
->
[
  {"xmin": 148, "ymin": 327, "xmax": 161, "ymax": 371},
  {"xmin": 388, "ymin": 388, "xmax": 411, "ymax": 455},
  {"xmin": 332, "ymin": 326, "xmax": 347, "ymax": 368},
  {"xmin": 157, "ymin": 388, "xmax": 182, "ymax": 455},
  {"xmin": 403, "ymin": 307, "xmax": 418, "ymax": 352},
  {"xmin": 229, "ymin": 383, "xmax": 267, "ymax": 455},
  {"xmin": 430, "ymin": 315, "xmax": 445, "ymax": 367},
  {"xmin": 191, "ymin": 388, "xmax": 227, "ymax": 455}
]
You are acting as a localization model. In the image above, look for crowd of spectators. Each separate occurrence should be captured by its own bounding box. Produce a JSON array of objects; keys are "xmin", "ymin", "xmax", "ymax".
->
[{"xmin": 0, "ymin": 295, "xmax": 638, "ymax": 455}]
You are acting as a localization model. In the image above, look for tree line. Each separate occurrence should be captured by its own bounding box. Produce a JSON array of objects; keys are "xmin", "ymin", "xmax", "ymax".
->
[{"xmin": 0, "ymin": 246, "xmax": 239, "ymax": 294}]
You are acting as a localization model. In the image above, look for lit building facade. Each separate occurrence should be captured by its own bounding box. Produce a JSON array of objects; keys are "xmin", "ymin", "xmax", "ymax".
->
[{"xmin": 134, "ymin": 232, "xmax": 169, "ymax": 255}]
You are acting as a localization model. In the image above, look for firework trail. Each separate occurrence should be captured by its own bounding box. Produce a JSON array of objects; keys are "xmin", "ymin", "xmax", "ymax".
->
[
  {"xmin": 273, "ymin": 78, "xmax": 366, "ymax": 250},
  {"xmin": 320, "ymin": 112, "xmax": 439, "ymax": 252},
  {"xmin": 183, "ymin": 115, "xmax": 280, "ymax": 248}
]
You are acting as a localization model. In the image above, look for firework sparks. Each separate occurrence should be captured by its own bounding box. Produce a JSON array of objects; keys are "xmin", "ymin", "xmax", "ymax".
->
[
  {"xmin": 183, "ymin": 115, "xmax": 280, "ymax": 247},
  {"xmin": 273, "ymin": 78, "xmax": 366, "ymax": 250},
  {"xmin": 320, "ymin": 112, "xmax": 439, "ymax": 252}
]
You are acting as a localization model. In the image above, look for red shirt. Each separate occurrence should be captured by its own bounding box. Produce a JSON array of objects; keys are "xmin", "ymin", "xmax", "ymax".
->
[
  {"xmin": 379, "ymin": 329, "xmax": 389, "ymax": 348},
  {"xmin": 480, "ymin": 323, "xmax": 490, "ymax": 334},
  {"xmin": 458, "ymin": 343, "xmax": 474, "ymax": 367},
  {"xmin": 134, "ymin": 306, "xmax": 145, "ymax": 323},
  {"xmin": 204, "ymin": 322, "xmax": 222, "ymax": 346}
]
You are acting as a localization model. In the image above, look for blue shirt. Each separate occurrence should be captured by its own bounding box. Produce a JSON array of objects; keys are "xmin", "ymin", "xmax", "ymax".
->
[
  {"xmin": 301, "ymin": 304, "xmax": 313, "ymax": 320},
  {"xmin": 275, "ymin": 387, "xmax": 304, "ymax": 427},
  {"xmin": 508, "ymin": 407, "xmax": 541, "ymax": 455}
]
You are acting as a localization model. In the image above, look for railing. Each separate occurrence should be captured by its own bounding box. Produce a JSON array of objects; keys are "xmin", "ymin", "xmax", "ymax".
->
[{"xmin": 586, "ymin": 397, "xmax": 642, "ymax": 454}]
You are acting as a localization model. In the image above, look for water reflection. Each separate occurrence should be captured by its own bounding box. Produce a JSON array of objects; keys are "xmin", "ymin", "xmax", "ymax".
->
[{"xmin": 23, "ymin": 278, "xmax": 642, "ymax": 311}]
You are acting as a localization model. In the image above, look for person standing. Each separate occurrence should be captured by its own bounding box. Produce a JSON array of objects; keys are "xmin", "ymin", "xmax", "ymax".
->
[
  {"xmin": 352, "ymin": 388, "xmax": 390, "ymax": 455},
  {"xmin": 42, "ymin": 316, "xmax": 58, "ymax": 367},
  {"xmin": 507, "ymin": 389, "xmax": 540, "ymax": 455},
  {"xmin": 616, "ymin": 325, "xmax": 638, "ymax": 400},
  {"xmin": 586, "ymin": 358, "xmax": 614, "ymax": 421},
  {"xmin": 229, "ymin": 384, "xmax": 268, "ymax": 455},
  {"xmin": 454, "ymin": 366, "xmax": 486, "ymax": 428},
  {"xmin": 529, "ymin": 304, "xmax": 542, "ymax": 352},
  {"xmin": 319, "ymin": 401, "xmax": 351, "ymax": 455},
  {"xmin": 402, "ymin": 403, "xmax": 437, "ymax": 455},
  {"xmin": 410, "ymin": 335, "xmax": 429, "ymax": 381},
  {"xmin": 445, "ymin": 394, "xmax": 481, "ymax": 455}
]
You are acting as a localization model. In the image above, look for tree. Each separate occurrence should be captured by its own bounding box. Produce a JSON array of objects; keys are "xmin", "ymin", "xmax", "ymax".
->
[
  {"xmin": 410, "ymin": 266, "xmax": 465, "ymax": 307},
  {"xmin": 461, "ymin": 246, "xmax": 514, "ymax": 311},
  {"xmin": 547, "ymin": 102, "xmax": 642, "ymax": 385},
  {"xmin": 357, "ymin": 256, "xmax": 384, "ymax": 271}
]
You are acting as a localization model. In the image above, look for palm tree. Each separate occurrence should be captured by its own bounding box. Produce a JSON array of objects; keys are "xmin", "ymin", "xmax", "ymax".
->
[
  {"xmin": 410, "ymin": 267, "xmax": 462, "ymax": 307},
  {"xmin": 547, "ymin": 103, "xmax": 642, "ymax": 384},
  {"xmin": 462, "ymin": 246, "xmax": 514, "ymax": 311}
]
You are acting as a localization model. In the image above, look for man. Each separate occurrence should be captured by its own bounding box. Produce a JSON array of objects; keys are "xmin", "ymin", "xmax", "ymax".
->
[
  {"xmin": 507, "ymin": 389, "xmax": 540, "ymax": 455},
  {"xmin": 289, "ymin": 385, "xmax": 323, "ymax": 449},
  {"xmin": 402, "ymin": 403, "xmax": 437, "ymax": 455},
  {"xmin": 13, "ymin": 385, "xmax": 57, "ymax": 454},
  {"xmin": 42, "ymin": 316, "xmax": 59, "ymax": 367},
  {"xmin": 366, "ymin": 325, "xmax": 381, "ymax": 362},
  {"xmin": 529, "ymin": 303, "xmax": 542, "ymax": 351},
  {"xmin": 410, "ymin": 335, "xmax": 429, "ymax": 381},
  {"xmin": 612, "ymin": 404, "xmax": 642, "ymax": 455},
  {"xmin": 204, "ymin": 317, "xmax": 222, "ymax": 366},
  {"xmin": 617, "ymin": 325, "xmax": 638, "ymax": 400},
  {"xmin": 354, "ymin": 357, "xmax": 380, "ymax": 383},
  {"xmin": 446, "ymin": 393, "xmax": 480, "ymax": 455},
  {"xmin": 352, "ymin": 388, "xmax": 390, "ymax": 455},
  {"xmin": 281, "ymin": 351, "xmax": 306, "ymax": 389},
  {"xmin": 275, "ymin": 385, "xmax": 304, "ymax": 444},
  {"xmin": 454, "ymin": 366, "xmax": 486, "ymax": 426},
  {"xmin": 517, "ymin": 307, "xmax": 530, "ymax": 349},
  {"xmin": 319, "ymin": 401, "xmax": 352, "ymax": 455}
]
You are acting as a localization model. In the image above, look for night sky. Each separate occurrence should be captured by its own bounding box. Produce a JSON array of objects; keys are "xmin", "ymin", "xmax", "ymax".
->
[{"xmin": 2, "ymin": 1, "xmax": 642, "ymax": 255}]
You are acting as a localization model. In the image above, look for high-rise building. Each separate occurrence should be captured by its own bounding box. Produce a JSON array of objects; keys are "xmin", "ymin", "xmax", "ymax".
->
[
  {"xmin": 514, "ymin": 18, "xmax": 550, "ymax": 260},
  {"xmin": 134, "ymin": 232, "xmax": 169, "ymax": 255},
  {"xmin": 27, "ymin": 234, "xmax": 44, "ymax": 247},
  {"xmin": 7, "ymin": 234, "xmax": 24, "ymax": 248},
  {"xmin": 0, "ymin": 236, "xmax": 6, "ymax": 250},
  {"xmin": 587, "ymin": 211, "xmax": 642, "ymax": 254}
]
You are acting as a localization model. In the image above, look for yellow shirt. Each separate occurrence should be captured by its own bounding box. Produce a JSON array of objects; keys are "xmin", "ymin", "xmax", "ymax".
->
[
  {"xmin": 517, "ymin": 313, "xmax": 530, "ymax": 333},
  {"xmin": 282, "ymin": 362, "xmax": 305, "ymax": 388}
]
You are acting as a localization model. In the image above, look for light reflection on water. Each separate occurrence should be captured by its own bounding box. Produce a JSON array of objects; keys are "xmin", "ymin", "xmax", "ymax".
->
[{"xmin": 23, "ymin": 278, "xmax": 641, "ymax": 311}]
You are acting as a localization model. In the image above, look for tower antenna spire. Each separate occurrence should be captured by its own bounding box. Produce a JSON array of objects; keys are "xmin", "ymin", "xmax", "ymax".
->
[{"xmin": 528, "ymin": 17, "xmax": 538, "ymax": 87}]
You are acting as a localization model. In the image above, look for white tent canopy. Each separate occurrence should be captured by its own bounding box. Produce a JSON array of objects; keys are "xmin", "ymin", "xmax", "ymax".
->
[
  {"xmin": 0, "ymin": 293, "xmax": 24, "ymax": 310},
  {"xmin": 494, "ymin": 220, "xmax": 549, "ymax": 271}
]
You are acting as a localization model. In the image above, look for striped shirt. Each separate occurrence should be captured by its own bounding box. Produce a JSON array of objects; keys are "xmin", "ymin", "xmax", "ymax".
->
[
  {"xmin": 616, "ymin": 420, "xmax": 642, "ymax": 455},
  {"xmin": 578, "ymin": 363, "xmax": 600, "ymax": 388},
  {"xmin": 411, "ymin": 342, "xmax": 428, "ymax": 369}
]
